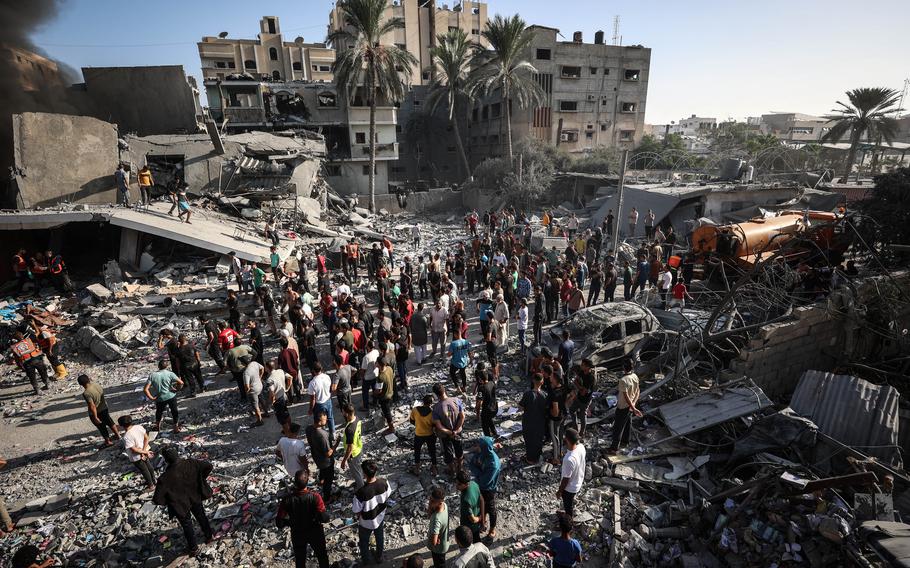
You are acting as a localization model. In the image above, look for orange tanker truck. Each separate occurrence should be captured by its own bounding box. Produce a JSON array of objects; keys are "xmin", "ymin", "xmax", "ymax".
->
[{"xmin": 690, "ymin": 210, "xmax": 848, "ymax": 268}]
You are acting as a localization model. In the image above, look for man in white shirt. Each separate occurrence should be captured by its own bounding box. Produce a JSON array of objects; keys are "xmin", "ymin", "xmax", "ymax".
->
[
  {"xmin": 557, "ymin": 427, "xmax": 586, "ymax": 518},
  {"xmin": 658, "ymin": 268, "xmax": 673, "ymax": 309},
  {"xmin": 430, "ymin": 301, "xmax": 449, "ymax": 357},
  {"xmin": 275, "ymin": 422, "xmax": 309, "ymax": 478},
  {"xmin": 628, "ymin": 208, "xmax": 639, "ymax": 237},
  {"xmin": 359, "ymin": 341, "xmax": 381, "ymax": 411},
  {"xmin": 266, "ymin": 361, "xmax": 290, "ymax": 434},
  {"xmin": 118, "ymin": 414, "xmax": 156, "ymax": 490},
  {"xmin": 308, "ymin": 361, "xmax": 335, "ymax": 437}
]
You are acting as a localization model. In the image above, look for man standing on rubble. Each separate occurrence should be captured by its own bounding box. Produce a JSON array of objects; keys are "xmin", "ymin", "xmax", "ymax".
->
[
  {"xmin": 226, "ymin": 338, "xmax": 255, "ymax": 402},
  {"xmin": 145, "ymin": 360, "xmax": 184, "ymax": 433},
  {"xmin": 339, "ymin": 404, "xmax": 365, "ymax": 490},
  {"xmin": 153, "ymin": 446, "xmax": 215, "ymax": 558},
  {"xmin": 277, "ymin": 469, "xmax": 330, "ymax": 568},
  {"xmin": 243, "ymin": 355, "xmax": 267, "ymax": 427},
  {"xmin": 307, "ymin": 409, "xmax": 335, "ymax": 502},
  {"xmin": 628, "ymin": 207, "xmax": 638, "ymax": 237},
  {"xmin": 199, "ymin": 316, "xmax": 226, "ymax": 374},
  {"xmin": 557, "ymin": 428, "xmax": 586, "ymax": 518},
  {"xmin": 308, "ymin": 362, "xmax": 336, "ymax": 437},
  {"xmin": 78, "ymin": 374, "xmax": 120, "ymax": 446},
  {"xmin": 118, "ymin": 414, "xmax": 156, "ymax": 490},
  {"xmin": 177, "ymin": 335, "xmax": 205, "ymax": 397},
  {"xmin": 519, "ymin": 373, "xmax": 548, "ymax": 464},
  {"xmin": 115, "ymin": 164, "xmax": 130, "ymax": 207},
  {"xmin": 566, "ymin": 359, "xmax": 596, "ymax": 438},
  {"xmin": 432, "ymin": 383, "xmax": 465, "ymax": 477},
  {"xmin": 608, "ymin": 359, "xmax": 641, "ymax": 455},
  {"xmin": 137, "ymin": 164, "xmax": 153, "ymax": 207},
  {"xmin": 352, "ymin": 460, "xmax": 392, "ymax": 566}
]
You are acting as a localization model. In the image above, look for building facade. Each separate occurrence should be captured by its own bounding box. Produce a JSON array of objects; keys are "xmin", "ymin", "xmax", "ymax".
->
[
  {"xmin": 1, "ymin": 45, "xmax": 64, "ymax": 92},
  {"xmin": 467, "ymin": 26, "xmax": 651, "ymax": 166},
  {"xmin": 670, "ymin": 114, "xmax": 717, "ymax": 136},
  {"xmin": 197, "ymin": 16, "xmax": 335, "ymax": 83},
  {"xmin": 329, "ymin": 0, "xmax": 488, "ymax": 87},
  {"xmin": 759, "ymin": 112, "xmax": 833, "ymax": 143}
]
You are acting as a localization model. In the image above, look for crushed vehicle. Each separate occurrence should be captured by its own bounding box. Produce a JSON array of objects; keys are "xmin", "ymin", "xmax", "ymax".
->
[{"xmin": 548, "ymin": 301, "xmax": 662, "ymax": 369}]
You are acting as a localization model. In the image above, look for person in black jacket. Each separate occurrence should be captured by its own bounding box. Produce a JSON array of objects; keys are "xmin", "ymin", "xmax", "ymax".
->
[
  {"xmin": 277, "ymin": 469, "xmax": 330, "ymax": 568},
  {"xmin": 152, "ymin": 446, "xmax": 214, "ymax": 557}
]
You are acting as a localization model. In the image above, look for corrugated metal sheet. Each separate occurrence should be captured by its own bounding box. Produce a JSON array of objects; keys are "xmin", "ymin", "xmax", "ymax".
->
[
  {"xmin": 657, "ymin": 380, "xmax": 772, "ymax": 437},
  {"xmin": 789, "ymin": 371, "xmax": 901, "ymax": 466}
]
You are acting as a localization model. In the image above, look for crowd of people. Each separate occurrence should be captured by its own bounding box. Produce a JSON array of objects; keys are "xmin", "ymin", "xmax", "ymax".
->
[{"xmin": 4, "ymin": 205, "xmax": 670, "ymax": 567}]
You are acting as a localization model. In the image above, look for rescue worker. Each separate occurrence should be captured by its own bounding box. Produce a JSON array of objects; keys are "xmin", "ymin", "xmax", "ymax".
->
[
  {"xmin": 9, "ymin": 331, "xmax": 50, "ymax": 394},
  {"xmin": 12, "ymin": 249, "xmax": 29, "ymax": 294},
  {"xmin": 36, "ymin": 325, "xmax": 67, "ymax": 380},
  {"xmin": 46, "ymin": 250, "xmax": 72, "ymax": 293}
]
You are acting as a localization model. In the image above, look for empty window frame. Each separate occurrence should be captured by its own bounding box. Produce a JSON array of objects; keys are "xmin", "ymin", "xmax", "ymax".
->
[
  {"xmin": 559, "ymin": 100, "xmax": 578, "ymax": 112},
  {"xmin": 621, "ymin": 102, "xmax": 637, "ymax": 113},
  {"xmin": 624, "ymin": 69, "xmax": 641, "ymax": 81},
  {"xmin": 536, "ymin": 48, "xmax": 551, "ymax": 60},
  {"xmin": 561, "ymin": 65, "xmax": 581, "ymax": 79},
  {"xmin": 619, "ymin": 130, "xmax": 635, "ymax": 141}
]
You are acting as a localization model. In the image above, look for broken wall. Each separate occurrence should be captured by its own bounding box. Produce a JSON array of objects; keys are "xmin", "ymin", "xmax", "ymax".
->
[
  {"xmin": 375, "ymin": 187, "xmax": 462, "ymax": 214},
  {"xmin": 81, "ymin": 66, "xmax": 200, "ymax": 136},
  {"xmin": 124, "ymin": 134, "xmax": 245, "ymax": 195},
  {"xmin": 727, "ymin": 271, "xmax": 910, "ymax": 398},
  {"xmin": 12, "ymin": 112, "xmax": 119, "ymax": 208}
]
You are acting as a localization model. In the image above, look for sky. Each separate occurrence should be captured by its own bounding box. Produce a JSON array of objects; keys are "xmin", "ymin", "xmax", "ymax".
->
[{"xmin": 29, "ymin": 0, "xmax": 910, "ymax": 125}]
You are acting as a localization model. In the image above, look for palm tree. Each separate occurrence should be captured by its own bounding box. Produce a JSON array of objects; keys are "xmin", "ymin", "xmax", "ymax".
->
[
  {"xmin": 426, "ymin": 28, "xmax": 475, "ymax": 180},
  {"xmin": 821, "ymin": 87, "xmax": 900, "ymax": 182},
  {"xmin": 471, "ymin": 14, "xmax": 544, "ymax": 165},
  {"xmin": 329, "ymin": 0, "xmax": 418, "ymax": 212}
]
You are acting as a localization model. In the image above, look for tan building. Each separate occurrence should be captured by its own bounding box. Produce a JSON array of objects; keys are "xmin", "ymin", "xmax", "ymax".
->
[
  {"xmin": 468, "ymin": 26, "xmax": 651, "ymax": 165},
  {"xmin": 197, "ymin": 16, "xmax": 335, "ymax": 83},
  {"xmin": 1, "ymin": 45, "xmax": 64, "ymax": 92},
  {"xmin": 759, "ymin": 112, "xmax": 833, "ymax": 143},
  {"xmin": 328, "ymin": 0, "xmax": 488, "ymax": 87}
]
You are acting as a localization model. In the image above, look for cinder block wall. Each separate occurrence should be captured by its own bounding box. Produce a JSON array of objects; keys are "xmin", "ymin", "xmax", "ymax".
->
[{"xmin": 728, "ymin": 271, "xmax": 910, "ymax": 398}]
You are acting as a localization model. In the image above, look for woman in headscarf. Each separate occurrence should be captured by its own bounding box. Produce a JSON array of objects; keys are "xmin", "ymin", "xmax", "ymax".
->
[{"xmin": 468, "ymin": 436, "xmax": 501, "ymax": 541}]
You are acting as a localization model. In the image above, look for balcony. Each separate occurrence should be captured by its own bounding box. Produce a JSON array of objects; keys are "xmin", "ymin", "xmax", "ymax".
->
[
  {"xmin": 348, "ymin": 142, "xmax": 399, "ymax": 161},
  {"xmin": 223, "ymin": 107, "xmax": 266, "ymax": 124},
  {"xmin": 348, "ymin": 106, "xmax": 397, "ymax": 125},
  {"xmin": 199, "ymin": 46, "xmax": 236, "ymax": 58}
]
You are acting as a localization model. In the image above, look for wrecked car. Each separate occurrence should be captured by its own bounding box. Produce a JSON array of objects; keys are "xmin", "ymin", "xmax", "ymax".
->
[{"xmin": 548, "ymin": 301, "xmax": 661, "ymax": 369}]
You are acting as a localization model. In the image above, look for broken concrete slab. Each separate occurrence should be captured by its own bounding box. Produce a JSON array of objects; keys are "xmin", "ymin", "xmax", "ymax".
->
[{"xmin": 86, "ymin": 283, "xmax": 114, "ymax": 301}]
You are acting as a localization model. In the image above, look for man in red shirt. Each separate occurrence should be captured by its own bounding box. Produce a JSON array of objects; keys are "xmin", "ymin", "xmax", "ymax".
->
[
  {"xmin": 218, "ymin": 321, "xmax": 238, "ymax": 351},
  {"xmin": 669, "ymin": 281, "xmax": 693, "ymax": 311}
]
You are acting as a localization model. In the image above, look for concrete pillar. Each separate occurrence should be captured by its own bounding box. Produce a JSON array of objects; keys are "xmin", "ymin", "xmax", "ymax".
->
[{"xmin": 119, "ymin": 227, "xmax": 141, "ymax": 268}]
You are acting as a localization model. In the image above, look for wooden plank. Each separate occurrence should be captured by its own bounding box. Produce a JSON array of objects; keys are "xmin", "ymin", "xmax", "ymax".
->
[
  {"xmin": 606, "ymin": 447, "xmax": 688, "ymax": 466},
  {"xmin": 613, "ymin": 492, "xmax": 622, "ymax": 537}
]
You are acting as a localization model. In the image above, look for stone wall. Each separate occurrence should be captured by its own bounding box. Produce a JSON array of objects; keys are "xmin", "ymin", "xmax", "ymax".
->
[
  {"xmin": 374, "ymin": 187, "xmax": 462, "ymax": 214},
  {"xmin": 727, "ymin": 271, "xmax": 910, "ymax": 399},
  {"xmin": 12, "ymin": 112, "xmax": 119, "ymax": 208}
]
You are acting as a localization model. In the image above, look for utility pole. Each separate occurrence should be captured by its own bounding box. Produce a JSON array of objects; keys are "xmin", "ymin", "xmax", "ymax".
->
[{"xmin": 612, "ymin": 149, "xmax": 629, "ymax": 250}]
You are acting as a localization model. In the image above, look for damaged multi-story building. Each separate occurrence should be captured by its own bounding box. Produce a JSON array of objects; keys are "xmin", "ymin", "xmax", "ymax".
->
[
  {"xmin": 467, "ymin": 27, "xmax": 651, "ymax": 167},
  {"xmin": 199, "ymin": 16, "xmax": 401, "ymax": 198}
]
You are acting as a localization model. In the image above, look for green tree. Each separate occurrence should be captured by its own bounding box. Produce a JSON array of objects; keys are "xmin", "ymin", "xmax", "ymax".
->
[
  {"xmin": 426, "ymin": 28, "xmax": 475, "ymax": 180},
  {"xmin": 471, "ymin": 14, "xmax": 544, "ymax": 165},
  {"xmin": 821, "ymin": 87, "xmax": 901, "ymax": 183},
  {"xmin": 858, "ymin": 167, "xmax": 910, "ymax": 260},
  {"xmin": 329, "ymin": 0, "xmax": 418, "ymax": 212}
]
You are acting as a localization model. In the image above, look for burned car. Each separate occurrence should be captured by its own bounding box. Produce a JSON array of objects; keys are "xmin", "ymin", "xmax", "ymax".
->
[{"xmin": 548, "ymin": 301, "xmax": 662, "ymax": 369}]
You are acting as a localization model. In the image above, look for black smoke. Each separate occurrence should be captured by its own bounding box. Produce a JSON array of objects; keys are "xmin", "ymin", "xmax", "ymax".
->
[{"xmin": 0, "ymin": 0, "xmax": 91, "ymax": 206}]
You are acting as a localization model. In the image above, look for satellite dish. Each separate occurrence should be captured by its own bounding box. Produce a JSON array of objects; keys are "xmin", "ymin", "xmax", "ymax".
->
[
  {"xmin": 218, "ymin": 31, "xmax": 229, "ymax": 38},
  {"xmin": 295, "ymin": 36, "xmax": 305, "ymax": 44}
]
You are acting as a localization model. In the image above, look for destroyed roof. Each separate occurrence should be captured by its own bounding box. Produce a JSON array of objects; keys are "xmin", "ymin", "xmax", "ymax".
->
[
  {"xmin": 0, "ymin": 203, "xmax": 292, "ymax": 264},
  {"xmin": 655, "ymin": 380, "xmax": 773, "ymax": 440},
  {"xmin": 789, "ymin": 370, "xmax": 901, "ymax": 467}
]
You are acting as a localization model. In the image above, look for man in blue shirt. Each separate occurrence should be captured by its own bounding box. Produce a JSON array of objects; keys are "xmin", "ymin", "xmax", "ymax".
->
[
  {"xmin": 447, "ymin": 330, "xmax": 472, "ymax": 394},
  {"xmin": 549, "ymin": 515, "xmax": 583, "ymax": 568},
  {"xmin": 628, "ymin": 255, "xmax": 650, "ymax": 299}
]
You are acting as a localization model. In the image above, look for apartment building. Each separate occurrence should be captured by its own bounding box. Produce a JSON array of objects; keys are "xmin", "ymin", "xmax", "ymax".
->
[
  {"xmin": 467, "ymin": 26, "xmax": 651, "ymax": 166},
  {"xmin": 671, "ymin": 115, "xmax": 717, "ymax": 136},
  {"xmin": 328, "ymin": 0, "xmax": 488, "ymax": 87},
  {"xmin": 759, "ymin": 112, "xmax": 833, "ymax": 143},
  {"xmin": 1, "ymin": 45, "xmax": 64, "ymax": 92},
  {"xmin": 197, "ymin": 16, "xmax": 335, "ymax": 83}
]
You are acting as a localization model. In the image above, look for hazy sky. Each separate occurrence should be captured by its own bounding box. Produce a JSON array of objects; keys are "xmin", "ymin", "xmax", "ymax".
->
[{"xmin": 30, "ymin": 0, "xmax": 910, "ymax": 124}]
